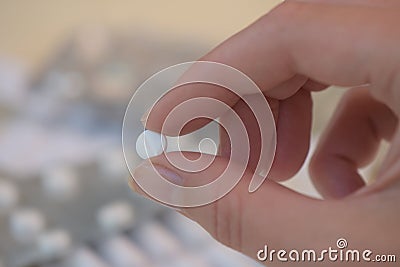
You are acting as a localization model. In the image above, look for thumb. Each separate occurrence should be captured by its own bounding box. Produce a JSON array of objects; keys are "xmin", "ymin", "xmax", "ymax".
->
[{"xmin": 131, "ymin": 152, "xmax": 341, "ymax": 260}]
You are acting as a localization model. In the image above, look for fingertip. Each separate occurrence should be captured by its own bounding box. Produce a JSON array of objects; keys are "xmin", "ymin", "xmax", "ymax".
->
[
  {"xmin": 143, "ymin": 83, "xmax": 238, "ymax": 136},
  {"xmin": 309, "ymin": 153, "xmax": 366, "ymax": 199}
]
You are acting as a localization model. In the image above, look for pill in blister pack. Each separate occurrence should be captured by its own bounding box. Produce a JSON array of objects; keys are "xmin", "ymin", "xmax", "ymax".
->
[{"xmin": 9, "ymin": 208, "xmax": 45, "ymax": 243}]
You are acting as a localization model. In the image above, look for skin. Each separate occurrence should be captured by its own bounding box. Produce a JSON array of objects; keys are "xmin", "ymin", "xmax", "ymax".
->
[{"xmin": 130, "ymin": 1, "xmax": 400, "ymax": 266}]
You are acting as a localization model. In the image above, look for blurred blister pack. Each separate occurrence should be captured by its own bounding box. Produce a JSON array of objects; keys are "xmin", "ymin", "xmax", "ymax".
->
[{"xmin": 0, "ymin": 28, "xmax": 263, "ymax": 267}]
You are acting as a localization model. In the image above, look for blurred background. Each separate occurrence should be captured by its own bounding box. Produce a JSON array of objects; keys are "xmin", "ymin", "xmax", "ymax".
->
[{"xmin": 0, "ymin": 1, "xmax": 385, "ymax": 266}]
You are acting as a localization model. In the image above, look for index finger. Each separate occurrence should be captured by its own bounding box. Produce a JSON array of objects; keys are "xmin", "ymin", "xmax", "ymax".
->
[{"xmin": 144, "ymin": 1, "xmax": 400, "ymax": 134}]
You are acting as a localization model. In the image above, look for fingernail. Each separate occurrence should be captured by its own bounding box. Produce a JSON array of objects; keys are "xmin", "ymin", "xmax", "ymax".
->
[
  {"xmin": 155, "ymin": 165, "xmax": 185, "ymax": 185},
  {"xmin": 134, "ymin": 162, "xmax": 184, "ymax": 186},
  {"xmin": 140, "ymin": 108, "xmax": 151, "ymax": 126}
]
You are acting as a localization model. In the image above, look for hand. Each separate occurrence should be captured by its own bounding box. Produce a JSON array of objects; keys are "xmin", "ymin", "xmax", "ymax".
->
[{"xmin": 131, "ymin": 1, "xmax": 400, "ymax": 265}]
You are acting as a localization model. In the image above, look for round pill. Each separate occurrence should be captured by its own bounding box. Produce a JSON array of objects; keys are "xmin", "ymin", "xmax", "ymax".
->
[
  {"xmin": 9, "ymin": 208, "xmax": 45, "ymax": 243},
  {"xmin": 136, "ymin": 130, "xmax": 167, "ymax": 159},
  {"xmin": 97, "ymin": 201, "xmax": 135, "ymax": 232},
  {"xmin": 41, "ymin": 166, "xmax": 79, "ymax": 199},
  {"xmin": 37, "ymin": 229, "xmax": 72, "ymax": 258}
]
